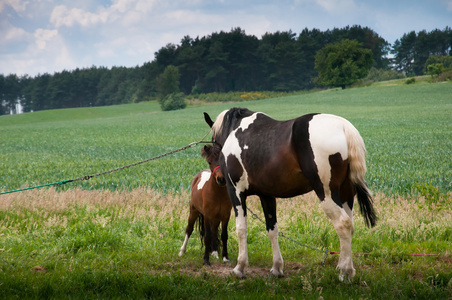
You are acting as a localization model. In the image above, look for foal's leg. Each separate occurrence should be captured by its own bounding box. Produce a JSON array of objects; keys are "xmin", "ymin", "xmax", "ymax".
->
[
  {"xmin": 210, "ymin": 220, "xmax": 220, "ymax": 260},
  {"xmin": 203, "ymin": 218, "xmax": 213, "ymax": 265},
  {"xmin": 259, "ymin": 195, "xmax": 284, "ymax": 276},
  {"xmin": 179, "ymin": 207, "xmax": 199, "ymax": 256},
  {"xmin": 221, "ymin": 216, "xmax": 230, "ymax": 262},
  {"xmin": 320, "ymin": 190, "xmax": 355, "ymax": 282}
]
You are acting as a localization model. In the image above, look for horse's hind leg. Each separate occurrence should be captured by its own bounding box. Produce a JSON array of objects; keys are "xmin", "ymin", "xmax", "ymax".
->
[
  {"xmin": 259, "ymin": 195, "xmax": 284, "ymax": 277},
  {"xmin": 320, "ymin": 190, "xmax": 355, "ymax": 282},
  {"xmin": 179, "ymin": 207, "xmax": 199, "ymax": 257}
]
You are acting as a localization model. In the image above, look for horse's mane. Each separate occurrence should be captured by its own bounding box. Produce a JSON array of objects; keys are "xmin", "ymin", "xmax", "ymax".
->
[{"xmin": 212, "ymin": 107, "xmax": 255, "ymax": 143}]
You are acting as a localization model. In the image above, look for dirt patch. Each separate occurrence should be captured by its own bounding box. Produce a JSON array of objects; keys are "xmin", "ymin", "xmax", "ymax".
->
[{"xmin": 175, "ymin": 262, "xmax": 307, "ymax": 279}]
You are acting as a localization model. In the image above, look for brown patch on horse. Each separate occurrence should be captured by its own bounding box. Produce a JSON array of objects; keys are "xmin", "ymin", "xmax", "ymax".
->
[{"xmin": 328, "ymin": 152, "xmax": 351, "ymax": 207}]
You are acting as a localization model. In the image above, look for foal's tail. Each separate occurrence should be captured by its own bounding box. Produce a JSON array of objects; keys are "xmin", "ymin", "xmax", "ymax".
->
[{"xmin": 343, "ymin": 120, "xmax": 377, "ymax": 228}]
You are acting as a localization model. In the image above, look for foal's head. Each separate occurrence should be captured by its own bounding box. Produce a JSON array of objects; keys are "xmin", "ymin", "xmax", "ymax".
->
[{"xmin": 201, "ymin": 144, "xmax": 226, "ymax": 187}]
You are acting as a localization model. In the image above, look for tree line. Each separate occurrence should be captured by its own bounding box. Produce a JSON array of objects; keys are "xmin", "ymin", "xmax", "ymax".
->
[{"xmin": 1, "ymin": 25, "xmax": 451, "ymax": 114}]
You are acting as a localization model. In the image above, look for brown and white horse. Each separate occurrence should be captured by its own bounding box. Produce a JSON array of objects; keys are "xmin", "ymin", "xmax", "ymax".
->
[
  {"xmin": 204, "ymin": 108, "xmax": 376, "ymax": 281},
  {"xmin": 179, "ymin": 145, "xmax": 232, "ymax": 266}
]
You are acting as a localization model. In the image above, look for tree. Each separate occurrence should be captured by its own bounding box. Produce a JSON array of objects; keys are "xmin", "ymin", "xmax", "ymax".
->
[
  {"xmin": 314, "ymin": 39, "xmax": 374, "ymax": 89},
  {"xmin": 155, "ymin": 65, "xmax": 186, "ymax": 111}
]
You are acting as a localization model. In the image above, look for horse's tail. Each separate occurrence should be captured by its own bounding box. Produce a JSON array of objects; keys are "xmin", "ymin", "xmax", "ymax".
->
[
  {"xmin": 343, "ymin": 120, "xmax": 377, "ymax": 228},
  {"xmin": 198, "ymin": 213, "xmax": 205, "ymax": 247}
]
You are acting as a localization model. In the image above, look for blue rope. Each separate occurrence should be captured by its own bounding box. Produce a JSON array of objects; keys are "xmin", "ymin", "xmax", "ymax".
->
[{"xmin": 0, "ymin": 180, "xmax": 73, "ymax": 195}]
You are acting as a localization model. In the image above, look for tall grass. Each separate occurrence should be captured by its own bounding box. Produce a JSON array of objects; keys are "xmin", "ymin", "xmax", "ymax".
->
[{"xmin": 0, "ymin": 188, "xmax": 450, "ymax": 298}]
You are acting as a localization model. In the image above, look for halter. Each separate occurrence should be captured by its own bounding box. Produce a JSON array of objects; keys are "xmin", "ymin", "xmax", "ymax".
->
[{"xmin": 212, "ymin": 165, "xmax": 221, "ymax": 175}]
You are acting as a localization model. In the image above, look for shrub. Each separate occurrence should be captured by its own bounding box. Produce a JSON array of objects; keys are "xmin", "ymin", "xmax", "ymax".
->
[
  {"xmin": 437, "ymin": 71, "xmax": 452, "ymax": 82},
  {"xmin": 427, "ymin": 63, "xmax": 445, "ymax": 78},
  {"xmin": 364, "ymin": 67, "xmax": 405, "ymax": 82},
  {"xmin": 405, "ymin": 77, "xmax": 416, "ymax": 84},
  {"xmin": 159, "ymin": 92, "xmax": 186, "ymax": 111}
]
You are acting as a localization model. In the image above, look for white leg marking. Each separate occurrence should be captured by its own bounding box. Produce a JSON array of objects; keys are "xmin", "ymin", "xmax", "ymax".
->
[
  {"xmin": 268, "ymin": 223, "xmax": 284, "ymax": 276},
  {"xmin": 233, "ymin": 205, "xmax": 248, "ymax": 278},
  {"xmin": 343, "ymin": 201, "xmax": 354, "ymax": 228},
  {"xmin": 211, "ymin": 251, "xmax": 219, "ymax": 259},
  {"xmin": 179, "ymin": 234, "xmax": 190, "ymax": 256},
  {"xmin": 320, "ymin": 197, "xmax": 355, "ymax": 282}
]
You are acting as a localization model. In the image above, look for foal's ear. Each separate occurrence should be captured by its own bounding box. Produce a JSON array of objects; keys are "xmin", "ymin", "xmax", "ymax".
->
[
  {"xmin": 201, "ymin": 145, "xmax": 212, "ymax": 158},
  {"xmin": 204, "ymin": 112, "xmax": 214, "ymax": 128}
]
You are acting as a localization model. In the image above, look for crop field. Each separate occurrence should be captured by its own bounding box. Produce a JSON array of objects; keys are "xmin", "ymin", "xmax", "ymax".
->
[{"xmin": 0, "ymin": 82, "xmax": 451, "ymax": 299}]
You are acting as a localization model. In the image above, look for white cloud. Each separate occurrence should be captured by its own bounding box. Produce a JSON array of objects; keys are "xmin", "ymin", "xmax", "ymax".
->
[
  {"xmin": 34, "ymin": 28, "xmax": 58, "ymax": 50},
  {"xmin": 315, "ymin": 0, "xmax": 356, "ymax": 13},
  {"xmin": 5, "ymin": 0, "xmax": 29, "ymax": 13},
  {"xmin": 50, "ymin": 5, "xmax": 109, "ymax": 28},
  {"xmin": 4, "ymin": 26, "xmax": 27, "ymax": 41}
]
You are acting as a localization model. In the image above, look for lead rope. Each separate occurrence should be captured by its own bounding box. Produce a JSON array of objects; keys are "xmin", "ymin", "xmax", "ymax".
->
[{"xmin": 1, "ymin": 128, "xmax": 213, "ymax": 196}]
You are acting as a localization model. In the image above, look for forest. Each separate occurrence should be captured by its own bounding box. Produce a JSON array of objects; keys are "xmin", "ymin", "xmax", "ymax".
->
[{"xmin": 1, "ymin": 25, "xmax": 451, "ymax": 114}]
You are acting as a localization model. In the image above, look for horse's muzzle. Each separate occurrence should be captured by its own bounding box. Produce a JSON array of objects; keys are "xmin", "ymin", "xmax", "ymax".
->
[{"xmin": 216, "ymin": 176, "xmax": 226, "ymax": 187}]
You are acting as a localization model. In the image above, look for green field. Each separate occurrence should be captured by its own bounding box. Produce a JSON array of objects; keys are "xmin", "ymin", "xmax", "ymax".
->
[
  {"xmin": 1, "ymin": 82, "xmax": 451, "ymax": 299},
  {"xmin": 1, "ymin": 82, "xmax": 451, "ymax": 194}
]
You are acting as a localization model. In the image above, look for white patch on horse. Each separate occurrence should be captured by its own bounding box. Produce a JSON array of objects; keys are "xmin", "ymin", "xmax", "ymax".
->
[
  {"xmin": 238, "ymin": 113, "xmax": 258, "ymax": 131},
  {"xmin": 197, "ymin": 170, "xmax": 211, "ymax": 190},
  {"xmin": 233, "ymin": 205, "xmax": 248, "ymax": 277},
  {"xmin": 320, "ymin": 196, "xmax": 355, "ymax": 281},
  {"xmin": 268, "ymin": 223, "xmax": 284, "ymax": 276},
  {"xmin": 221, "ymin": 114, "xmax": 259, "ymax": 200},
  {"xmin": 308, "ymin": 114, "xmax": 348, "ymax": 190},
  {"xmin": 179, "ymin": 234, "xmax": 189, "ymax": 256},
  {"xmin": 343, "ymin": 201, "xmax": 354, "ymax": 227}
]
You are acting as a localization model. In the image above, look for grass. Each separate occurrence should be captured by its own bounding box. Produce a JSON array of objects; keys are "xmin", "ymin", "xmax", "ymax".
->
[
  {"xmin": 0, "ymin": 189, "xmax": 450, "ymax": 299},
  {"xmin": 1, "ymin": 82, "xmax": 451, "ymax": 195},
  {"xmin": 0, "ymin": 81, "xmax": 451, "ymax": 298}
]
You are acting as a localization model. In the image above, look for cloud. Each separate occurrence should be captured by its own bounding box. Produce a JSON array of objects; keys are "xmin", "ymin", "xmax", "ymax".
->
[
  {"xmin": 317, "ymin": 0, "xmax": 357, "ymax": 14},
  {"xmin": 49, "ymin": 0, "xmax": 160, "ymax": 28},
  {"xmin": 447, "ymin": 0, "xmax": 452, "ymax": 11},
  {"xmin": 50, "ymin": 5, "xmax": 109, "ymax": 28},
  {"xmin": 3, "ymin": 26, "xmax": 27, "ymax": 42},
  {"xmin": 34, "ymin": 29, "xmax": 58, "ymax": 50},
  {"xmin": 3, "ymin": 0, "xmax": 29, "ymax": 13}
]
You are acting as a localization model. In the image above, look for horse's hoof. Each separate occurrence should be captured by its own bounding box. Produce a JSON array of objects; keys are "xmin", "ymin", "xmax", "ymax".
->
[
  {"xmin": 203, "ymin": 260, "xmax": 211, "ymax": 266},
  {"xmin": 211, "ymin": 251, "xmax": 219, "ymax": 259},
  {"xmin": 222, "ymin": 257, "xmax": 230, "ymax": 263},
  {"xmin": 232, "ymin": 267, "xmax": 246, "ymax": 278},
  {"xmin": 270, "ymin": 268, "xmax": 284, "ymax": 277},
  {"xmin": 338, "ymin": 268, "xmax": 355, "ymax": 283}
]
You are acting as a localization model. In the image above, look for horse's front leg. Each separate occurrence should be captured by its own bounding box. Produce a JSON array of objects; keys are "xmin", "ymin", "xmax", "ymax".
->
[
  {"xmin": 232, "ymin": 201, "xmax": 248, "ymax": 278},
  {"xmin": 259, "ymin": 195, "xmax": 284, "ymax": 277}
]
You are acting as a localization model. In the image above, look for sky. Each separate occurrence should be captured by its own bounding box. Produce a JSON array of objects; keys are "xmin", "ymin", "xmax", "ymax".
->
[{"xmin": 1, "ymin": 0, "xmax": 451, "ymax": 77}]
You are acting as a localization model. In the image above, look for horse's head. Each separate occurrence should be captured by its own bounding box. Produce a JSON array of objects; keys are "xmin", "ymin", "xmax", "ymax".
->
[
  {"xmin": 201, "ymin": 144, "xmax": 226, "ymax": 187},
  {"xmin": 204, "ymin": 108, "xmax": 254, "ymax": 147}
]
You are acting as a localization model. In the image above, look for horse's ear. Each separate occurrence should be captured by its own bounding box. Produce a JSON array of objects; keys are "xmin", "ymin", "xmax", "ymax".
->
[
  {"xmin": 201, "ymin": 145, "xmax": 212, "ymax": 158},
  {"xmin": 204, "ymin": 112, "xmax": 214, "ymax": 128}
]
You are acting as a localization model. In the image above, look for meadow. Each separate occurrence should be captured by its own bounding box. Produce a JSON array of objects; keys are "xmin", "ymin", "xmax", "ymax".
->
[{"xmin": 0, "ymin": 82, "xmax": 451, "ymax": 299}]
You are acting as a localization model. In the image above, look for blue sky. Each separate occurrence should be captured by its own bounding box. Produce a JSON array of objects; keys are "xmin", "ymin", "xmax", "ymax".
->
[{"xmin": 1, "ymin": 0, "xmax": 451, "ymax": 77}]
